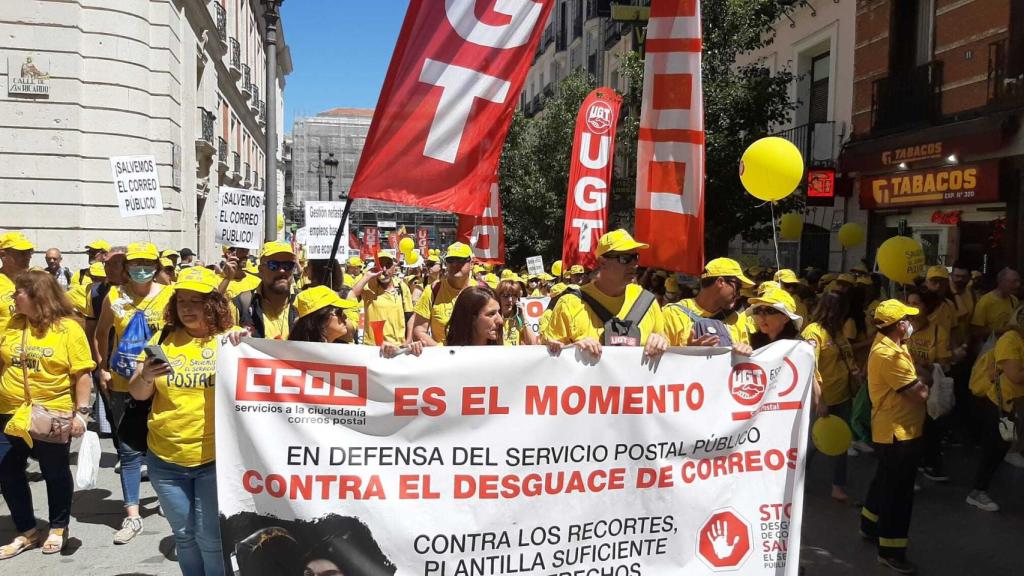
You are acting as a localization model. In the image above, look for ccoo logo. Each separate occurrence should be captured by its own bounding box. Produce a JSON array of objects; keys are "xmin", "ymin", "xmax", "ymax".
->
[{"xmin": 729, "ymin": 363, "xmax": 767, "ymax": 406}]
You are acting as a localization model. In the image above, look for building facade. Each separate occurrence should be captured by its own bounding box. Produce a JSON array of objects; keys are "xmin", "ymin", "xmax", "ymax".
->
[
  {"xmin": 0, "ymin": 0, "xmax": 290, "ymax": 269},
  {"xmin": 840, "ymin": 0, "xmax": 1024, "ymax": 273}
]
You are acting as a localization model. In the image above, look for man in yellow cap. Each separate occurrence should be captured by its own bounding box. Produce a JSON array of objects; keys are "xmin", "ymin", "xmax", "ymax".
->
[
  {"xmin": 72, "ymin": 239, "xmax": 111, "ymax": 286},
  {"xmin": 543, "ymin": 229, "xmax": 667, "ymax": 359},
  {"xmin": 219, "ymin": 245, "xmax": 261, "ymax": 298},
  {"xmin": 412, "ymin": 242, "xmax": 475, "ymax": 345},
  {"xmin": 663, "ymin": 257, "xmax": 753, "ymax": 347},
  {"xmin": 231, "ymin": 241, "xmax": 299, "ymax": 340},
  {"xmin": 971, "ymin": 267, "xmax": 1020, "ymax": 345},
  {"xmin": 93, "ymin": 241, "xmax": 174, "ymax": 544},
  {"xmin": 352, "ymin": 250, "xmax": 414, "ymax": 347},
  {"xmin": 568, "ymin": 264, "xmax": 587, "ymax": 286},
  {"xmin": 161, "ymin": 248, "xmax": 180, "ymax": 269},
  {"xmin": 0, "ymin": 232, "xmax": 35, "ymax": 332},
  {"xmin": 861, "ymin": 299, "xmax": 929, "ymax": 574},
  {"xmin": 774, "ymin": 268, "xmax": 809, "ymax": 320},
  {"xmin": 344, "ymin": 256, "xmax": 364, "ymax": 288}
]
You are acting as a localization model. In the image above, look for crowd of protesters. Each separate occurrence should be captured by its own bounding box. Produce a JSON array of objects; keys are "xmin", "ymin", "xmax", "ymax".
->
[{"xmin": 0, "ymin": 227, "xmax": 1021, "ymax": 575}]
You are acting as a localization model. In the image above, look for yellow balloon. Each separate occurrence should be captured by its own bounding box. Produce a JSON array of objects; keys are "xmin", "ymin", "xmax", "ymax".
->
[
  {"xmin": 779, "ymin": 213, "xmax": 803, "ymax": 240},
  {"xmin": 405, "ymin": 250, "xmax": 420, "ymax": 265},
  {"xmin": 877, "ymin": 236, "xmax": 925, "ymax": 285},
  {"xmin": 838, "ymin": 222, "xmax": 865, "ymax": 248},
  {"xmin": 277, "ymin": 213, "xmax": 285, "ymax": 232},
  {"xmin": 739, "ymin": 137, "xmax": 805, "ymax": 202},
  {"xmin": 812, "ymin": 415, "xmax": 853, "ymax": 456},
  {"xmin": 551, "ymin": 260, "xmax": 563, "ymax": 277},
  {"xmin": 399, "ymin": 237, "xmax": 415, "ymax": 255}
]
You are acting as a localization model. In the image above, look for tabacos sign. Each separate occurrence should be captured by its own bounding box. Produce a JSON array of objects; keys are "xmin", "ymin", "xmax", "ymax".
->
[{"xmin": 861, "ymin": 161, "xmax": 999, "ymax": 209}]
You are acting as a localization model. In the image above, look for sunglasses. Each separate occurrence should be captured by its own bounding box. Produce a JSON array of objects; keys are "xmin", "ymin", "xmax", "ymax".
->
[
  {"xmin": 266, "ymin": 260, "xmax": 296, "ymax": 273},
  {"xmin": 445, "ymin": 257, "xmax": 469, "ymax": 266},
  {"xmin": 605, "ymin": 253, "xmax": 639, "ymax": 265},
  {"xmin": 750, "ymin": 306, "xmax": 784, "ymax": 317}
]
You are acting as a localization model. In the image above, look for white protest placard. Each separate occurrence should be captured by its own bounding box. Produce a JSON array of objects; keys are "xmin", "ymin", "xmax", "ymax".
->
[
  {"xmin": 304, "ymin": 201, "xmax": 349, "ymax": 260},
  {"xmin": 519, "ymin": 296, "xmax": 550, "ymax": 335},
  {"xmin": 215, "ymin": 186, "xmax": 264, "ymax": 250},
  {"xmin": 526, "ymin": 255, "xmax": 544, "ymax": 276},
  {"xmin": 217, "ymin": 340, "xmax": 813, "ymax": 575},
  {"xmin": 294, "ymin": 227, "xmax": 309, "ymax": 246},
  {"xmin": 109, "ymin": 155, "xmax": 163, "ymax": 217}
]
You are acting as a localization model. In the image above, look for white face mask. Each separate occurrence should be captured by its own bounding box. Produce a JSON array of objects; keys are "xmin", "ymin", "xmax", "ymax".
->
[{"xmin": 902, "ymin": 320, "xmax": 914, "ymax": 339}]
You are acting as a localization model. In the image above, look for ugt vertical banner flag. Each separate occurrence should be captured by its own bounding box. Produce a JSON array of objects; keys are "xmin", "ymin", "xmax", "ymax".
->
[
  {"xmin": 361, "ymin": 226, "xmax": 380, "ymax": 261},
  {"xmin": 216, "ymin": 341, "xmax": 813, "ymax": 575},
  {"xmin": 562, "ymin": 87, "xmax": 622, "ymax": 270},
  {"xmin": 416, "ymin": 227, "xmax": 431, "ymax": 259},
  {"xmin": 349, "ymin": 0, "xmax": 554, "ymax": 215},
  {"xmin": 634, "ymin": 0, "xmax": 705, "ymax": 274},
  {"xmin": 457, "ymin": 174, "xmax": 505, "ymax": 264}
]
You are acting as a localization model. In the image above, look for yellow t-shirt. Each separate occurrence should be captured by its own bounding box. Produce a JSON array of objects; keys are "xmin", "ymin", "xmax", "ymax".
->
[
  {"xmin": 868, "ymin": 334, "xmax": 925, "ymax": 444},
  {"xmin": 362, "ymin": 278, "xmax": 412, "ymax": 346},
  {"xmin": 502, "ymin": 314, "xmax": 529, "ymax": 346},
  {"xmin": 971, "ymin": 291, "xmax": 1019, "ymax": 336},
  {"xmin": 0, "ymin": 274, "xmax": 15, "ymax": 334},
  {"xmin": 539, "ymin": 309, "xmax": 554, "ymax": 339},
  {"xmin": 953, "ymin": 289, "xmax": 975, "ymax": 348},
  {"xmin": 108, "ymin": 284, "xmax": 174, "ymax": 392},
  {"xmin": 543, "ymin": 283, "xmax": 664, "ymax": 345},
  {"xmin": 0, "ymin": 317, "xmax": 96, "ymax": 414},
  {"xmin": 262, "ymin": 306, "xmax": 291, "ymax": 340},
  {"xmin": 413, "ymin": 280, "xmax": 467, "ymax": 345},
  {"xmin": 907, "ymin": 320, "xmax": 950, "ymax": 367},
  {"xmin": 663, "ymin": 298, "xmax": 749, "ymax": 346},
  {"xmin": 225, "ymin": 273, "xmax": 262, "ymax": 299},
  {"xmin": 801, "ymin": 322, "xmax": 853, "ymax": 406},
  {"xmin": 343, "ymin": 273, "xmax": 363, "ymax": 289},
  {"xmin": 137, "ymin": 329, "xmax": 224, "ymax": 467},
  {"xmin": 991, "ymin": 330, "xmax": 1024, "ymax": 411}
]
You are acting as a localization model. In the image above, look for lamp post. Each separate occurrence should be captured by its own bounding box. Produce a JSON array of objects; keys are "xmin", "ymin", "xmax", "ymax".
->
[
  {"xmin": 262, "ymin": 0, "xmax": 284, "ymax": 241},
  {"xmin": 323, "ymin": 152, "xmax": 339, "ymax": 201}
]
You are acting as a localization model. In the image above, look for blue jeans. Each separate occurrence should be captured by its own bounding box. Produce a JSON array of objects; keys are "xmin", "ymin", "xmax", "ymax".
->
[
  {"xmin": 109, "ymin": 391, "xmax": 145, "ymax": 507},
  {"xmin": 0, "ymin": 414, "xmax": 74, "ymax": 531},
  {"xmin": 146, "ymin": 453, "xmax": 224, "ymax": 576}
]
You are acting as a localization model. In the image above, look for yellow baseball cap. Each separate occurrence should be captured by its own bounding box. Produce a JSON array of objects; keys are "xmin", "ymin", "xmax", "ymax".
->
[
  {"xmin": 850, "ymin": 263, "xmax": 869, "ymax": 274},
  {"xmin": 376, "ymin": 250, "xmax": 397, "ymax": 262},
  {"xmin": 426, "ymin": 249, "xmax": 441, "ymax": 262},
  {"xmin": 856, "ymin": 275, "xmax": 874, "ymax": 286},
  {"xmin": 445, "ymin": 242, "xmax": 473, "ymax": 260},
  {"xmin": 820, "ymin": 273, "xmax": 837, "ymax": 284},
  {"xmin": 125, "ymin": 242, "xmax": 159, "ymax": 261},
  {"xmin": 483, "ymin": 273, "xmax": 499, "ymax": 289},
  {"xmin": 0, "ymin": 232, "xmax": 34, "ymax": 251},
  {"xmin": 296, "ymin": 286, "xmax": 359, "ymax": 319},
  {"xmin": 595, "ymin": 229, "xmax": 649, "ymax": 258},
  {"xmin": 473, "ymin": 265, "xmax": 485, "ymax": 275},
  {"xmin": 748, "ymin": 287, "xmax": 802, "ymax": 329},
  {"xmin": 500, "ymin": 269, "xmax": 517, "ymax": 281},
  {"xmin": 569, "ymin": 264, "xmax": 585, "ymax": 275},
  {"xmin": 836, "ymin": 273, "xmax": 856, "ymax": 285},
  {"xmin": 86, "ymin": 239, "xmax": 111, "ymax": 251},
  {"xmin": 261, "ymin": 241, "xmax": 294, "ymax": 258},
  {"xmin": 161, "ymin": 249, "xmax": 179, "ymax": 259},
  {"xmin": 346, "ymin": 256, "xmax": 363, "ymax": 268},
  {"xmin": 539, "ymin": 272, "xmax": 554, "ymax": 282},
  {"xmin": 88, "ymin": 261, "xmax": 107, "ymax": 278},
  {"xmin": 159, "ymin": 257, "xmax": 174, "ymax": 269},
  {"xmin": 757, "ymin": 280, "xmax": 781, "ymax": 296},
  {"xmin": 874, "ymin": 299, "xmax": 919, "ymax": 328},
  {"xmin": 550, "ymin": 282, "xmax": 569, "ymax": 298},
  {"xmin": 244, "ymin": 261, "xmax": 259, "ymax": 274},
  {"xmin": 175, "ymin": 266, "xmax": 221, "ymax": 294},
  {"xmin": 702, "ymin": 257, "xmax": 754, "ymax": 286},
  {"xmin": 926, "ymin": 265, "xmax": 950, "ymax": 280},
  {"xmin": 774, "ymin": 269, "xmax": 799, "ymax": 284}
]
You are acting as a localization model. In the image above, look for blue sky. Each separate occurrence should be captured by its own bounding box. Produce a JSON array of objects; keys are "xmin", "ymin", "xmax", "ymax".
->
[{"xmin": 281, "ymin": 1, "xmax": 409, "ymax": 131}]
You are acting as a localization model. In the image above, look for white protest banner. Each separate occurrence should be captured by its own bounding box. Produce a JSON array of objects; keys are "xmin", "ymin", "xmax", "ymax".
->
[
  {"xmin": 304, "ymin": 201, "xmax": 349, "ymax": 260},
  {"xmin": 215, "ymin": 186, "xmax": 264, "ymax": 250},
  {"xmin": 519, "ymin": 296, "xmax": 550, "ymax": 335},
  {"xmin": 109, "ymin": 155, "xmax": 163, "ymax": 217},
  {"xmin": 217, "ymin": 340, "xmax": 813, "ymax": 575},
  {"xmin": 526, "ymin": 255, "xmax": 544, "ymax": 276},
  {"xmin": 294, "ymin": 227, "xmax": 309, "ymax": 246}
]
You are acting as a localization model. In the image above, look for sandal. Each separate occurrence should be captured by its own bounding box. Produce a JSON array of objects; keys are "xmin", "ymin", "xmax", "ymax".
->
[
  {"xmin": 0, "ymin": 532, "xmax": 40, "ymax": 560},
  {"xmin": 41, "ymin": 528, "xmax": 67, "ymax": 555}
]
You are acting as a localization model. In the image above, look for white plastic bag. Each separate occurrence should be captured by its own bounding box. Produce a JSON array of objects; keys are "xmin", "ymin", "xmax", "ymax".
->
[
  {"xmin": 927, "ymin": 363, "xmax": 955, "ymax": 420},
  {"xmin": 76, "ymin": 431, "xmax": 101, "ymax": 490}
]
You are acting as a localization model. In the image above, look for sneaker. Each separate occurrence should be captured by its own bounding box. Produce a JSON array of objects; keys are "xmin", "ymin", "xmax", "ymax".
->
[
  {"xmin": 847, "ymin": 447, "xmax": 859, "ymax": 456},
  {"xmin": 114, "ymin": 461, "xmax": 122, "ymax": 474},
  {"xmin": 852, "ymin": 441, "xmax": 875, "ymax": 453},
  {"xmin": 859, "ymin": 529, "xmax": 878, "ymax": 544},
  {"xmin": 966, "ymin": 490, "xmax": 1000, "ymax": 512},
  {"xmin": 1004, "ymin": 452, "xmax": 1024, "ymax": 469},
  {"xmin": 140, "ymin": 464, "xmax": 148, "ymax": 480},
  {"xmin": 113, "ymin": 516, "xmax": 143, "ymax": 544},
  {"xmin": 920, "ymin": 466, "xmax": 950, "ymax": 482},
  {"xmin": 877, "ymin": 556, "xmax": 917, "ymax": 574}
]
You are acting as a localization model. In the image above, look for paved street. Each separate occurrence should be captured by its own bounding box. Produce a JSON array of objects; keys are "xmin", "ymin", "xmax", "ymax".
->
[{"xmin": 1, "ymin": 434, "xmax": 1022, "ymax": 575}]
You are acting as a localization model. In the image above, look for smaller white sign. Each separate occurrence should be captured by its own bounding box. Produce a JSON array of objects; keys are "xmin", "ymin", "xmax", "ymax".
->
[
  {"xmin": 294, "ymin": 227, "xmax": 309, "ymax": 246},
  {"xmin": 526, "ymin": 255, "xmax": 544, "ymax": 276},
  {"xmin": 8, "ymin": 56, "xmax": 50, "ymax": 97},
  {"xmin": 518, "ymin": 296, "xmax": 550, "ymax": 335},
  {"xmin": 215, "ymin": 186, "xmax": 264, "ymax": 250},
  {"xmin": 305, "ymin": 201, "xmax": 349, "ymax": 260},
  {"xmin": 109, "ymin": 155, "xmax": 164, "ymax": 217},
  {"xmin": 377, "ymin": 220, "xmax": 397, "ymax": 229}
]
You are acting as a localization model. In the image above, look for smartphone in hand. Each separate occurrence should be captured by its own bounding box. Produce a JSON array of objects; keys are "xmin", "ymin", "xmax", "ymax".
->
[{"xmin": 144, "ymin": 344, "xmax": 174, "ymax": 377}]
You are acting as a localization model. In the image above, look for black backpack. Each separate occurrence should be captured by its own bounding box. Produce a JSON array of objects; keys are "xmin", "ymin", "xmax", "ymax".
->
[
  {"xmin": 575, "ymin": 288, "xmax": 657, "ymax": 346},
  {"xmin": 667, "ymin": 303, "xmax": 735, "ymax": 347}
]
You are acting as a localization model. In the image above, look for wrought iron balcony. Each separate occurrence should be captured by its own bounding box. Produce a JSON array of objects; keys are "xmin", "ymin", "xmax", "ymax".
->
[
  {"xmin": 772, "ymin": 121, "xmax": 837, "ymax": 166},
  {"xmin": 987, "ymin": 38, "xmax": 1024, "ymax": 109},
  {"xmin": 258, "ymin": 100, "xmax": 266, "ymax": 125},
  {"xmin": 240, "ymin": 64, "xmax": 252, "ymax": 99},
  {"xmin": 871, "ymin": 61, "xmax": 943, "ymax": 133},
  {"xmin": 195, "ymin": 108, "xmax": 215, "ymax": 158},
  {"xmin": 214, "ymin": 2, "xmax": 226, "ymax": 44},
  {"xmin": 232, "ymin": 151, "xmax": 240, "ymax": 178},
  {"xmin": 228, "ymin": 37, "xmax": 241, "ymax": 79},
  {"xmin": 250, "ymin": 84, "xmax": 260, "ymax": 114},
  {"xmin": 243, "ymin": 162, "xmax": 251, "ymax": 186},
  {"xmin": 217, "ymin": 137, "xmax": 228, "ymax": 173}
]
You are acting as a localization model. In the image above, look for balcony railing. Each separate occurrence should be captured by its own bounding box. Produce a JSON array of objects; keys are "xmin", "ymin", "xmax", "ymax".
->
[
  {"xmin": 871, "ymin": 61, "xmax": 943, "ymax": 133},
  {"xmin": 228, "ymin": 37, "xmax": 240, "ymax": 79},
  {"xmin": 243, "ymin": 162, "xmax": 251, "ymax": 186},
  {"xmin": 587, "ymin": 0, "xmax": 612, "ymax": 19},
  {"xmin": 772, "ymin": 121, "xmax": 837, "ymax": 167},
  {"xmin": 258, "ymin": 100, "xmax": 266, "ymax": 124},
  {"xmin": 214, "ymin": 2, "xmax": 226, "ymax": 41},
  {"xmin": 241, "ymin": 64, "xmax": 252, "ymax": 99},
  {"xmin": 217, "ymin": 137, "xmax": 228, "ymax": 173},
  {"xmin": 195, "ymin": 108, "xmax": 215, "ymax": 158},
  {"xmin": 232, "ymin": 151, "xmax": 240, "ymax": 176},
  {"xmin": 988, "ymin": 38, "xmax": 1024, "ymax": 108}
]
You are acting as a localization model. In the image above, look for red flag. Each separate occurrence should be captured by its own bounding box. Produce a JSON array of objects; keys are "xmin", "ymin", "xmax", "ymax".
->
[
  {"xmin": 562, "ymin": 87, "xmax": 622, "ymax": 270},
  {"xmin": 457, "ymin": 175, "xmax": 504, "ymax": 264},
  {"xmin": 416, "ymin": 227, "xmax": 431, "ymax": 259},
  {"xmin": 348, "ymin": 0, "xmax": 554, "ymax": 215},
  {"xmin": 360, "ymin": 227, "xmax": 379, "ymax": 260},
  {"xmin": 348, "ymin": 231, "xmax": 362, "ymax": 253},
  {"xmin": 387, "ymin": 231, "xmax": 399, "ymax": 251},
  {"xmin": 634, "ymin": 0, "xmax": 705, "ymax": 274}
]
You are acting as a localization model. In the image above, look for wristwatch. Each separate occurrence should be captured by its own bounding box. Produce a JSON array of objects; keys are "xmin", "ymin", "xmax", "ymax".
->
[{"xmin": 76, "ymin": 406, "xmax": 93, "ymax": 417}]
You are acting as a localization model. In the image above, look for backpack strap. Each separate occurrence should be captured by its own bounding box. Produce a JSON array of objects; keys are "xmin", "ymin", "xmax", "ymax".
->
[
  {"xmin": 623, "ymin": 289, "xmax": 656, "ymax": 327},
  {"xmin": 233, "ymin": 290, "xmax": 256, "ymax": 330},
  {"xmin": 577, "ymin": 289, "xmax": 615, "ymax": 325},
  {"xmin": 430, "ymin": 281, "xmax": 442, "ymax": 310}
]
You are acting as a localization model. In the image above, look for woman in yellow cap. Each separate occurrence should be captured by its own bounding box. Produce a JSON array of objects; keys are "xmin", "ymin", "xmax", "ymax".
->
[
  {"xmin": 446, "ymin": 286, "xmax": 504, "ymax": 346},
  {"xmin": 495, "ymin": 279, "xmax": 539, "ymax": 346},
  {"xmin": 745, "ymin": 288, "xmax": 803, "ymax": 352},
  {"xmin": 128, "ymin": 266, "xmax": 245, "ymax": 575},
  {"xmin": 0, "ymin": 271, "xmax": 95, "ymax": 558},
  {"xmin": 288, "ymin": 286, "xmax": 360, "ymax": 344}
]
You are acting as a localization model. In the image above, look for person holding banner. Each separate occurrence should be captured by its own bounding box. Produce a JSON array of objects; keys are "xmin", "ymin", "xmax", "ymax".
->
[
  {"xmin": 446, "ymin": 286, "xmax": 504, "ymax": 346},
  {"xmin": 663, "ymin": 257, "xmax": 754, "ymax": 348},
  {"xmin": 94, "ymin": 242, "xmax": 174, "ymax": 545},
  {"xmin": 288, "ymin": 286, "xmax": 360, "ymax": 344},
  {"xmin": 861, "ymin": 300, "xmax": 930, "ymax": 574},
  {"xmin": 496, "ymin": 279, "xmax": 538, "ymax": 346},
  {"xmin": 412, "ymin": 242, "xmax": 475, "ymax": 346},
  {"xmin": 232, "ymin": 242, "xmax": 298, "ymax": 340},
  {"xmin": 542, "ymin": 230, "xmax": 667, "ymax": 359},
  {"xmin": 219, "ymin": 246, "xmax": 261, "ymax": 299},
  {"xmin": 0, "ymin": 271, "xmax": 94, "ymax": 559},
  {"xmin": 128, "ymin": 267, "xmax": 246, "ymax": 576},
  {"xmin": 351, "ymin": 250, "xmax": 414, "ymax": 348}
]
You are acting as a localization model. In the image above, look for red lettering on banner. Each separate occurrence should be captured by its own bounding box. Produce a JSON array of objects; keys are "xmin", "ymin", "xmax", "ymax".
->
[
  {"xmin": 235, "ymin": 359, "xmax": 367, "ymax": 406},
  {"xmin": 242, "ymin": 470, "xmax": 385, "ymax": 500},
  {"xmin": 394, "ymin": 386, "xmax": 447, "ymax": 416},
  {"xmin": 360, "ymin": 227, "xmax": 379, "ymax": 260},
  {"xmin": 524, "ymin": 384, "xmax": 693, "ymax": 415},
  {"xmin": 349, "ymin": 0, "xmax": 554, "ymax": 215},
  {"xmin": 461, "ymin": 386, "xmax": 510, "ymax": 415}
]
